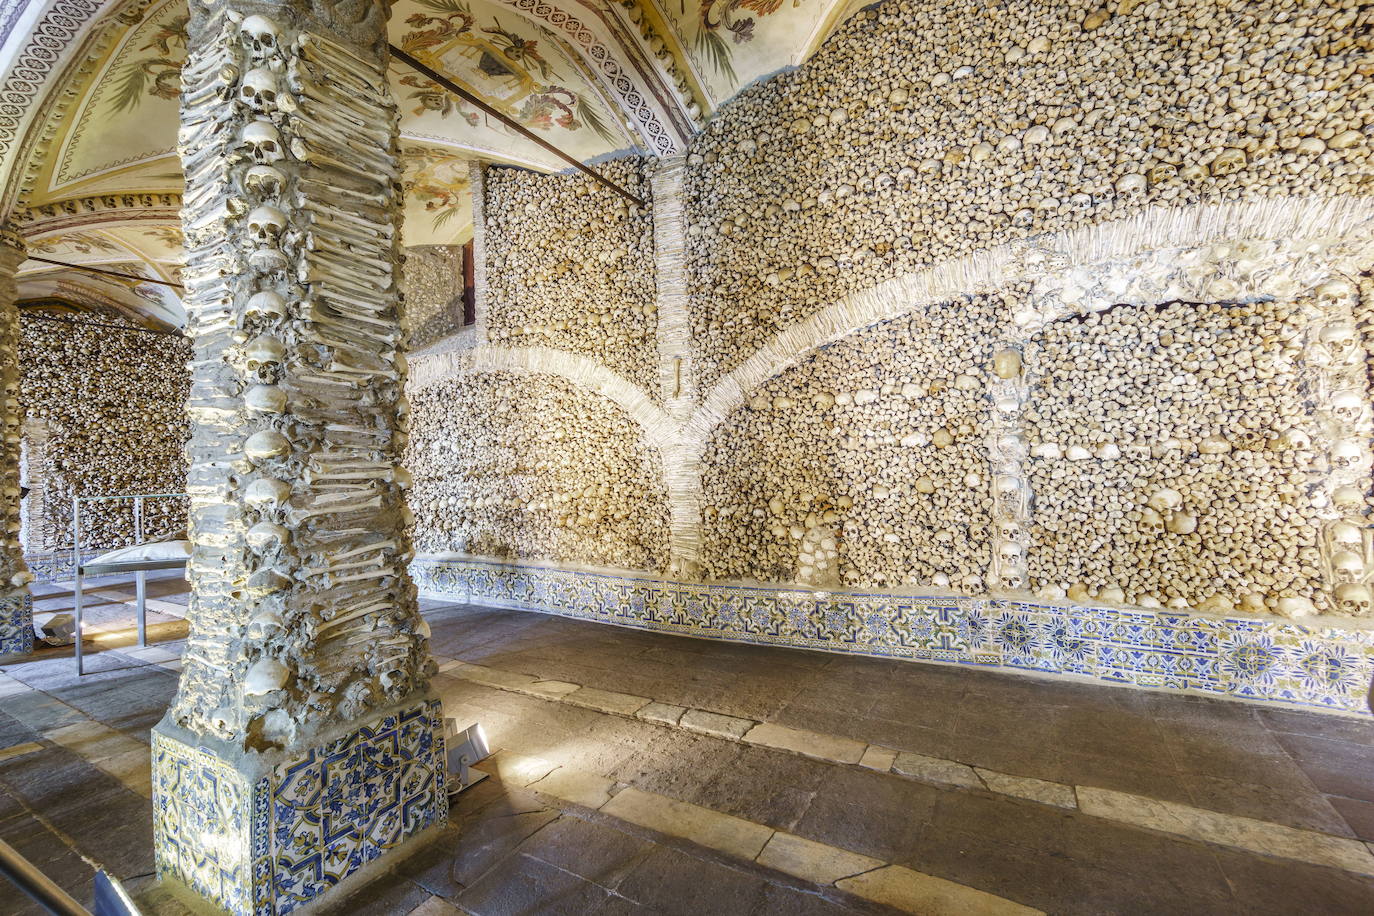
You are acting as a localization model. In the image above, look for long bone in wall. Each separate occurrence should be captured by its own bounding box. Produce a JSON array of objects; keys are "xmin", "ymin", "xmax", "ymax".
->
[{"xmin": 170, "ymin": 5, "xmax": 429, "ymax": 750}]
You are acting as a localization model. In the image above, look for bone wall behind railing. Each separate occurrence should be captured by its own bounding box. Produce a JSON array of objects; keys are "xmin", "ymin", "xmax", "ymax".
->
[
  {"xmin": 682, "ymin": 0, "xmax": 1371, "ymax": 392},
  {"xmin": 169, "ymin": 4, "xmax": 427, "ymax": 750},
  {"xmin": 18, "ymin": 316, "xmax": 190, "ymax": 551}
]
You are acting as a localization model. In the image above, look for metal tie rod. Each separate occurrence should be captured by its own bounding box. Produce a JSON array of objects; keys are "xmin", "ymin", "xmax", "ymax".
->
[
  {"xmin": 23, "ymin": 256, "xmax": 184, "ymax": 290},
  {"xmin": 388, "ymin": 45, "xmax": 647, "ymax": 208}
]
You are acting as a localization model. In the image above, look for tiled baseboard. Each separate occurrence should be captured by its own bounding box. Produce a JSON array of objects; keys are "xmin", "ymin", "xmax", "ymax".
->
[
  {"xmin": 412, "ymin": 556, "xmax": 1374, "ymax": 718},
  {"xmin": 0, "ymin": 593, "xmax": 31, "ymax": 657}
]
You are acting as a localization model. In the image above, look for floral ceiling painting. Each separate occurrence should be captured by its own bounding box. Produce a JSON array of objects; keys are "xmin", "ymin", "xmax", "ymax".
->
[
  {"xmin": 401, "ymin": 146, "xmax": 474, "ymax": 246},
  {"xmin": 391, "ymin": 0, "xmax": 633, "ymax": 166},
  {"xmin": 663, "ymin": 0, "xmax": 867, "ymax": 105}
]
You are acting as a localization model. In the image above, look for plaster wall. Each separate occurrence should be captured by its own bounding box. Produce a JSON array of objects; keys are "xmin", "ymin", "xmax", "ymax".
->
[{"xmin": 18, "ymin": 316, "xmax": 190, "ymax": 551}]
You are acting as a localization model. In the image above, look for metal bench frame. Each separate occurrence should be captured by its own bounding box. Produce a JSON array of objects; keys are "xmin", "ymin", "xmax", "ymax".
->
[{"xmin": 71, "ymin": 492, "xmax": 188, "ymax": 675}]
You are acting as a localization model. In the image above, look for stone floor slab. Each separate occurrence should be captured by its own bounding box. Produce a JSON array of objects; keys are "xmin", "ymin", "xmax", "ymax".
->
[
  {"xmin": 755, "ymin": 831, "xmax": 882, "ymax": 885},
  {"xmin": 567, "ymin": 687, "xmax": 651, "ymax": 716},
  {"xmin": 636, "ymin": 701, "xmax": 686, "ymax": 726},
  {"xmin": 743, "ymin": 722, "xmax": 866, "ymax": 765},
  {"xmin": 836, "ymin": 864, "xmax": 1043, "ymax": 915},
  {"xmin": 892, "ymin": 752, "xmax": 984, "ymax": 790},
  {"xmin": 975, "ymin": 769, "xmax": 1077, "ymax": 809},
  {"xmin": 600, "ymin": 786, "xmax": 774, "ymax": 861},
  {"xmin": 1076, "ymin": 786, "xmax": 1374, "ymax": 876},
  {"xmin": 680, "ymin": 709, "xmax": 754, "ymax": 740}
]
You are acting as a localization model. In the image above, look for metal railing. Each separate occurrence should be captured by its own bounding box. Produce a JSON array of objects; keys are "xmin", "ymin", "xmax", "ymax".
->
[
  {"xmin": 0, "ymin": 837, "xmax": 140, "ymax": 915},
  {"xmin": 71, "ymin": 493, "xmax": 189, "ymax": 676}
]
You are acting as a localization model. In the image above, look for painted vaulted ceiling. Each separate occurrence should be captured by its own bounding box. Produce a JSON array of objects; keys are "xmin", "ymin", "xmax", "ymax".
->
[{"xmin": 0, "ymin": 0, "xmax": 866, "ymax": 327}]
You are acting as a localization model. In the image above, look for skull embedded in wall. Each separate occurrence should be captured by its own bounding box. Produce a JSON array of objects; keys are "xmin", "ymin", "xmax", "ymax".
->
[
  {"xmin": 1319, "ymin": 321, "xmax": 1359, "ymax": 363},
  {"xmin": 239, "ymin": 15, "xmax": 281, "ymax": 62},
  {"xmin": 1332, "ymin": 549, "xmax": 1366, "ymax": 585},
  {"xmin": 244, "ymin": 165, "xmax": 287, "ymax": 196},
  {"xmin": 1335, "ymin": 583, "xmax": 1373, "ymax": 617},
  {"xmin": 245, "ymin": 290, "xmax": 287, "ymax": 322},
  {"xmin": 1209, "ymin": 147, "xmax": 1247, "ymax": 176},
  {"xmin": 1331, "ymin": 391, "xmax": 1364, "ymax": 426},
  {"xmin": 242, "ymin": 120, "xmax": 285, "ymax": 164},
  {"xmin": 1331, "ymin": 440, "xmax": 1363, "ymax": 471},
  {"xmin": 240, "ymin": 68, "xmax": 279, "ymax": 114},
  {"xmin": 1147, "ymin": 161, "xmax": 1177, "ymax": 185},
  {"xmin": 247, "ymin": 205, "xmax": 287, "ymax": 244},
  {"xmin": 1316, "ymin": 278, "xmax": 1356, "ymax": 313}
]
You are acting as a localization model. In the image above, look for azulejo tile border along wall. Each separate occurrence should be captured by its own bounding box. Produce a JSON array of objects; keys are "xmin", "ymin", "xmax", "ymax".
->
[
  {"xmin": 0, "ymin": 593, "xmax": 32, "ymax": 657},
  {"xmin": 412, "ymin": 557, "xmax": 1374, "ymax": 717},
  {"xmin": 152, "ymin": 699, "xmax": 448, "ymax": 916}
]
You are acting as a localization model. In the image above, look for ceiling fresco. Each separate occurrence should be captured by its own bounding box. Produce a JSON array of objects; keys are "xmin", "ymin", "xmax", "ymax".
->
[
  {"xmin": 647, "ymin": 0, "xmax": 866, "ymax": 105},
  {"xmin": 0, "ymin": 0, "xmax": 868, "ymax": 325}
]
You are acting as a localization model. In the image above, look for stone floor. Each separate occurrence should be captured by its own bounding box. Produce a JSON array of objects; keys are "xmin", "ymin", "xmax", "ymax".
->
[{"xmin": 1, "ymin": 594, "xmax": 1374, "ymax": 913}]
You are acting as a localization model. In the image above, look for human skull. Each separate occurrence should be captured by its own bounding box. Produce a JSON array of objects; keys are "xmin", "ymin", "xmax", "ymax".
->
[
  {"xmin": 1332, "ymin": 549, "xmax": 1366, "ymax": 584},
  {"xmin": 245, "ymin": 520, "xmax": 290, "ymax": 553},
  {"xmin": 241, "ymin": 119, "xmax": 284, "ymax": 164},
  {"xmin": 245, "ymin": 289, "xmax": 286, "ymax": 320},
  {"xmin": 244, "ymin": 384, "xmax": 287, "ymax": 413},
  {"xmin": 1000, "ymin": 567, "xmax": 1026, "ymax": 591},
  {"xmin": 244, "ymin": 334, "xmax": 285, "ymax": 370},
  {"xmin": 1147, "ymin": 488, "xmax": 1183, "ymax": 513},
  {"xmin": 240, "ymin": 67, "xmax": 279, "ymax": 113},
  {"xmin": 1331, "ymin": 391, "xmax": 1363, "ymax": 425},
  {"xmin": 1147, "ymin": 161, "xmax": 1177, "ymax": 184},
  {"xmin": 998, "ymin": 541, "xmax": 1024, "ymax": 563},
  {"xmin": 239, "ymin": 15, "xmax": 281, "ymax": 60},
  {"xmin": 244, "ymin": 475, "xmax": 291, "ymax": 506},
  {"xmin": 244, "ymin": 164, "xmax": 286, "ymax": 196},
  {"xmin": 247, "ymin": 205, "xmax": 286, "ymax": 243},
  {"xmin": 1331, "ymin": 440, "xmax": 1363, "ymax": 470},
  {"xmin": 1114, "ymin": 172, "xmax": 1146, "ymax": 198},
  {"xmin": 1316, "ymin": 278, "xmax": 1356, "ymax": 312},
  {"xmin": 1320, "ymin": 320, "xmax": 1358, "ymax": 361},
  {"xmin": 1069, "ymin": 192, "xmax": 1093, "ymax": 212},
  {"xmin": 996, "ymin": 518, "xmax": 1022, "ymax": 542},
  {"xmin": 1336, "ymin": 583, "xmax": 1373, "ymax": 617},
  {"xmin": 1209, "ymin": 147, "xmax": 1247, "ymax": 176}
]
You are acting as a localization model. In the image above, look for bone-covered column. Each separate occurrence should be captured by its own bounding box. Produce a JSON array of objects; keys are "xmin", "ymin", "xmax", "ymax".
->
[
  {"xmin": 0, "ymin": 231, "xmax": 33, "ymax": 658},
  {"xmin": 153, "ymin": 6, "xmax": 444, "ymax": 911}
]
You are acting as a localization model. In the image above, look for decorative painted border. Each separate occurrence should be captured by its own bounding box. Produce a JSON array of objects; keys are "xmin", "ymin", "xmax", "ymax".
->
[
  {"xmin": 0, "ymin": 592, "xmax": 32, "ymax": 657},
  {"xmin": 412, "ymin": 556, "xmax": 1374, "ymax": 717},
  {"xmin": 153, "ymin": 699, "xmax": 448, "ymax": 916}
]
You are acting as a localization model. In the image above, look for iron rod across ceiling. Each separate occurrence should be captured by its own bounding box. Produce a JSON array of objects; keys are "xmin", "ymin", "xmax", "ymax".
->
[
  {"xmin": 24, "ymin": 255, "xmax": 184, "ymax": 289},
  {"xmin": 388, "ymin": 45, "xmax": 648, "ymax": 208}
]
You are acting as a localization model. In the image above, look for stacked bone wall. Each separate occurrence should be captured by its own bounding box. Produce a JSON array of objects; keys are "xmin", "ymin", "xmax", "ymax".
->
[
  {"xmin": 18, "ymin": 316, "xmax": 190, "ymax": 550},
  {"xmin": 1024, "ymin": 300, "xmax": 1326, "ymax": 611},
  {"xmin": 483, "ymin": 160, "xmax": 659, "ymax": 393},
  {"xmin": 406, "ymin": 372, "xmax": 670, "ymax": 572},
  {"xmin": 403, "ymin": 244, "xmax": 466, "ymax": 352},
  {"xmin": 700, "ymin": 295, "xmax": 1003, "ymax": 589},
  {"xmin": 683, "ymin": 0, "xmax": 1369, "ymax": 390}
]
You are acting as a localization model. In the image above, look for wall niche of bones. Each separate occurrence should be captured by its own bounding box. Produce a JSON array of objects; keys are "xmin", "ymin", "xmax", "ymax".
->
[
  {"xmin": 483, "ymin": 161, "xmax": 660, "ymax": 395},
  {"xmin": 683, "ymin": 0, "xmax": 1369, "ymax": 391},
  {"xmin": 699, "ymin": 293, "xmax": 1010, "ymax": 590},
  {"xmin": 403, "ymin": 245, "xmax": 467, "ymax": 353},
  {"xmin": 406, "ymin": 372, "xmax": 670, "ymax": 572},
  {"xmin": 19, "ymin": 315, "xmax": 191, "ymax": 552}
]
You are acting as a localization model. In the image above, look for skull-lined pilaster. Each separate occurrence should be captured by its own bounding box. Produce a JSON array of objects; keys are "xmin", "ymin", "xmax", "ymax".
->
[
  {"xmin": 0, "ymin": 231, "xmax": 32, "ymax": 614},
  {"xmin": 169, "ymin": 1, "xmax": 429, "ymax": 751}
]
